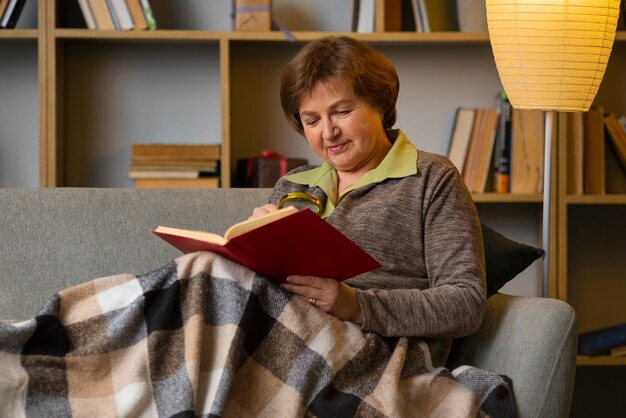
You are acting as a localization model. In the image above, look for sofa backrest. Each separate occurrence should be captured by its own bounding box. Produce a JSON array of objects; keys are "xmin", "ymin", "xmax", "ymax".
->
[{"xmin": 0, "ymin": 188, "xmax": 271, "ymax": 319}]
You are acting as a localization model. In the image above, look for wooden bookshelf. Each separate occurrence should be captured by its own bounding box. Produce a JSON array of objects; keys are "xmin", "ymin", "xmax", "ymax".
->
[
  {"xmin": 556, "ymin": 50, "xmax": 626, "ymax": 367},
  {"xmin": 2, "ymin": 0, "xmax": 626, "ymax": 367}
]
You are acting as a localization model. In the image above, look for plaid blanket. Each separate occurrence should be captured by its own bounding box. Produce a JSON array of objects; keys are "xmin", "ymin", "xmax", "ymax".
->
[{"xmin": 1, "ymin": 252, "xmax": 516, "ymax": 417}]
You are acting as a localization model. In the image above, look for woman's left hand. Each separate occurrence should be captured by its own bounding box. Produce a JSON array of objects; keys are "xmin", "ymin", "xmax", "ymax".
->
[{"xmin": 280, "ymin": 275, "xmax": 363, "ymax": 324}]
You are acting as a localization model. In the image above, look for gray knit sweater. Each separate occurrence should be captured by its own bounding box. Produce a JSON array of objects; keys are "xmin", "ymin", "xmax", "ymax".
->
[{"xmin": 269, "ymin": 149, "xmax": 486, "ymax": 367}]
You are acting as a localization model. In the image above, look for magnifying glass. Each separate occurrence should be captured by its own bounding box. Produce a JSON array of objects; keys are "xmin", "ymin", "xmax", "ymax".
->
[{"xmin": 279, "ymin": 192, "xmax": 322, "ymax": 215}]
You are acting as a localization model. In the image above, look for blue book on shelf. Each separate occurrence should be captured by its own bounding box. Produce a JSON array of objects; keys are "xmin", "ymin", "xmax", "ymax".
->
[{"xmin": 578, "ymin": 322, "xmax": 626, "ymax": 355}]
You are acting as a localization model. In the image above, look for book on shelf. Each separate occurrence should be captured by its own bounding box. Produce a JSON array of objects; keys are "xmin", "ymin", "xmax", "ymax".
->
[
  {"xmin": 129, "ymin": 143, "xmax": 221, "ymax": 187},
  {"xmin": 131, "ymin": 160, "xmax": 220, "ymax": 170},
  {"xmin": 82, "ymin": 0, "xmax": 154, "ymax": 30},
  {"xmin": 104, "ymin": 0, "xmax": 121, "ymax": 29},
  {"xmin": 125, "ymin": 0, "xmax": 148, "ymax": 30},
  {"xmin": 604, "ymin": 113, "xmax": 626, "ymax": 177},
  {"xmin": 423, "ymin": 0, "xmax": 456, "ymax": 31},
  {"xmin": 134, "ymin": 178, "xmax": 220, "ymax": 189},
  {"xmin": 386, "ymin": 0, "xmax": 454, "ymax": 32},
  {"xmin": 131, "ymin": 143, "xmax": 221, "ymax": 161},
  {"xmin": 566, "ymin": 112, "xmax": 585, "ymax": 195},
  {"xmin": 408, "ymin": 0, "xmax": 428, "ymax": 32},
  {"xmin": 0, "ymin": 0, "xmax": 10, "ymax": 25},
  {"xmin": 382, "ymin": 0, "xmax": 452, "ymax": 32},
  {"xmin": 383, "ymin": 0, "xmax": 402, "ymax": 31},
  {"xmin": 401, "ymin": 0, "xmax": 416, "ymax": 31},
  {"xmin": 583, "ymin": 107, "xmax": 606, "ymax": 195},
  {"xmin": 578, "ymin": 322, "xmax": 626, "ymax": 356},
  {"xmin": 493, "ymin": 93, "xmax": 512, "ymax": 193},
  {"xmin": 448, "ymin": 103, "xmax": 547, "ymax": 194},
  {"xmin": 461, "ymin": 108, "xmax": 499, "ymax": 193},
  {"xmin": 88, "ymin": 0, "xmax": 115, "ymax": 30},
  {"xmin": 152, "ymin": 206, "xmax": 381, "ymax": 284},
  {"xmin": 462, "ymin": 108, "xmax": 487, "ymax": 191},
  {"xmin": 139, "ymin": 0, "xmax": 156, "ymax": 29},
  {"xmin": 353, "ymin": 0, "xmax": 376, "ymax": 33},
  {"xmin": 510, "ymin": 109, "xmax": 544, "ymax": 194},
  {"xmin": 447, "ymin": 107, "xmax": 476, "ymax": 174},
  {"xmin": 128, "ymin": 169, "xmax": 218, "ymax": 179},
  {"xmin": 471, "ymin": 108, "xmax": 499, "ymax": 193},
  {"xmin": 0, "ymin": 0, "xmax": 25, "ymax": 29},
  {"xmin": 457, "ymin": 0, "xmax": 487, "ymax": 32},
  {"xmin": 108, "ymin": 0, "xmax": 134, "ymax": 30},
  {"xmin": 77, "ymin": 0, "xmax": 97, "ymax": 29}
]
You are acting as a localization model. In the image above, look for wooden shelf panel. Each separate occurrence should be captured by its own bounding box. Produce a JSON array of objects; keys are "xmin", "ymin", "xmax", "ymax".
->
[
  {"xmin": 577, "ymin": 355, "xmax": 626, "ymax": 366},
  {"xmin": 0, "ymin": 30, "xmax": 39, "ymax": 40},
  {"xmin": 53, "ymin": 29, "xmax": 490, "ymax": 44},
  {"xmin": 566, "ymin": 195, "xmax": 626, "ymax": 205},
  {"xmin": 472, "ymin": 193, "xmax": 543, "ymax": 203},
  {"xmin": 55, "ymin": 29, "xmax": 224, "ymax": 42},
  {"xmin": 51, "ymin": 29, "xmax": 626, "ymax": 44}
]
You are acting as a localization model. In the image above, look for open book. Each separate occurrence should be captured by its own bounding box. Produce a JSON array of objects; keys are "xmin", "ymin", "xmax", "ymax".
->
[{"xmin": 152, "ymin": 206, "xmax": 381, "ymax": 283}]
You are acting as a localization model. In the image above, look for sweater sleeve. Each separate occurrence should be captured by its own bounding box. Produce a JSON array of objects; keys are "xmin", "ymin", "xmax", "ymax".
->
[{"xmin": 354, "ymin": 164, "xmax": 486, "ymax": 339}]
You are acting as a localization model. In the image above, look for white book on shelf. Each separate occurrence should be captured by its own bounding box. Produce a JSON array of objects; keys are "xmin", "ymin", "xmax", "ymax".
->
[
  {"xmin": 447, "ymin": 108, "xmax": 476, "ymax": 174},
  {"xmin": 0, "ymin": 0, "xmax": 9, "ymax": 24},
  {"xmin": 0, "ymin": 0, "xmax": 19, "ymax": 28},
  {"xmin": 78, "ymin": 0, "xmax": 97, "ymax": 29},
  {"xmin": 107, "ymin": 0, "xmax": 133, "ymax": 30},
  {"xmin": 356, "ymin": 0, "xmax": 375, "ymax": 33},
  {"xmin": 411, "ymin": 0, "xmax": 430, "ymax": 32},
  {"xmin": 417, "ymin": 0, "xmax": 430, "ymax": 32}
]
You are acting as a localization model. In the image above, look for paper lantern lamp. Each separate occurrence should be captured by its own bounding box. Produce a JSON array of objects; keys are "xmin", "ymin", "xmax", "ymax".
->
[
  {"xmin": 485, "ymin": 0, "xmax": 620, "ymax": 297},
  {"xmin": 486, "ymin": 0, "xmax": 620, "ymax": 112}
]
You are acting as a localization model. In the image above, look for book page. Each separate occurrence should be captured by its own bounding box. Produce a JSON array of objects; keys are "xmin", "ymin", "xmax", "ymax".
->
[
  {"xmin": 224, "ymin": 205, "xmax": 299, "ymax": 240},
  {"xmin": 152, "ymin": 226, "xmax": 227, "ymax": 246}
]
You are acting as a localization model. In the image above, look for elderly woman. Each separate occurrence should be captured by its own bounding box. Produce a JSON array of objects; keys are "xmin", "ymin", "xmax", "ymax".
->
[
  {"xmin": 0, "ymin": 36, "xmax": 510, "ymax": 418},
  {"xmin": 253, "ymin": 35, "xmax": 486, "ymax": 367}
]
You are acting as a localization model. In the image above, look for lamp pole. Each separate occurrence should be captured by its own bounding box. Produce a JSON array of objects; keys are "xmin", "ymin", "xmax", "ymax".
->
[{"xmin": 542, "ymin": 111, "xmax": 554, "ymax": 298}]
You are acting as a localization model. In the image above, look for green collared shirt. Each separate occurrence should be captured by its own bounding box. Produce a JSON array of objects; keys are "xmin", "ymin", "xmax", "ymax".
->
[{"xmin": 283, "ymin": 129, "xmax": 418, "ymax": 218}]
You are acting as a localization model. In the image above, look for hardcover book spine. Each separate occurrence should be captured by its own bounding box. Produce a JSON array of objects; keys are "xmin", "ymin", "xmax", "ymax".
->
[
  {"xmin": 139, "ymin": 0, "xmax": 157, "ymax": 30},
  {"xmin": 493, "ymin": 93, "xmax": 512, "ymax": 193},
  {"xmin": 0, "ymin": 0, "xmax": 25, "ymax": 29},
  {"xmin": 104, "ymin": 0, "xmax": 121, "ymax": 29}
]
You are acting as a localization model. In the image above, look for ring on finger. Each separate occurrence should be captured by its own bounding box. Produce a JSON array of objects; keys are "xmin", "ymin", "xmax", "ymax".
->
[{"xmin": 308, "ymin": 298, "xmax": 317, "ymax": 307}]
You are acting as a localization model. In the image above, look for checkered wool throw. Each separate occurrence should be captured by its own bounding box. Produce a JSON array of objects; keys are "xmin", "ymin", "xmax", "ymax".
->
[{"xmin": 1, "ymin": 252, "xmax": 516, "ymax": 417}]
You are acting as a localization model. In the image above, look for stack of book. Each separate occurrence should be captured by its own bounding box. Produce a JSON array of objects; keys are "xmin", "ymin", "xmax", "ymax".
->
[
  {"xmin": 447, "ymin": 99, "xmax": 545, "ymax": 194},
  {"xmin": 129, "ymin": 143, "xmax": 221, "ymax": 188},
  {"xmin": 77, "ymin": 0, "xmax": 156, "ymax": 31},
  {"xmin": 579, "ymin": 322, "xmax": 626, "ymax": 357}
]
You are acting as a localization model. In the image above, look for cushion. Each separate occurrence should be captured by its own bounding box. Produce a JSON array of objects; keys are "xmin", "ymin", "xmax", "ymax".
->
[{"xmin": 482, "ymin": 223, "xmax": 545, "ymax": 297}]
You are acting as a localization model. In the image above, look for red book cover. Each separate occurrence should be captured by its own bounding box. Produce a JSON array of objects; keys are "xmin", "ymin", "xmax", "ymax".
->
[{"xmin": 151, "ymin": 208, "xmax": 381, "ymax": 283}]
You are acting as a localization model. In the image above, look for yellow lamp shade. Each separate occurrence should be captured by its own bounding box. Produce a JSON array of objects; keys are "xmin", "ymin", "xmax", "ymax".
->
[{"xmin": 486, "ymin": 0, "xmax": 620, "ymax": 111}]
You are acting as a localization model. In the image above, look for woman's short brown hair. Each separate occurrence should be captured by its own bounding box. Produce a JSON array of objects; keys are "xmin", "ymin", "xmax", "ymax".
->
[{"xmin": 280, "ymin": 36, "xmax": 400, "ymax": 136}]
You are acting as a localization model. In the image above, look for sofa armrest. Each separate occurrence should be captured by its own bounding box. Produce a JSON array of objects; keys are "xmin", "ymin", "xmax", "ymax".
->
[{"xmin": 447, "ymin": 293, "xmax": 577, "ymax": 418}]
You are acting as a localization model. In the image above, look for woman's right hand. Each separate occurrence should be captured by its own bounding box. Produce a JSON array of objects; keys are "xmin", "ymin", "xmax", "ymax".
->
[{"xmin": 249, "ymin": 203, "xmax": 280, "ymax": 219}]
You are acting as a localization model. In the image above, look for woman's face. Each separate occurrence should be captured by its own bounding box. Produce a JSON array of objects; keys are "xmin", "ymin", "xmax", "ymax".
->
[{"xmin": 298, "ymin": 78, "xmax": 391, "ymax": 176}]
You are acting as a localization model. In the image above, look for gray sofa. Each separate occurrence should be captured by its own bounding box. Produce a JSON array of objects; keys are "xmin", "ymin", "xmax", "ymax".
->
[{"xmin": 0, "ymin": 188, "xmax": 577, "ymax": 417}]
